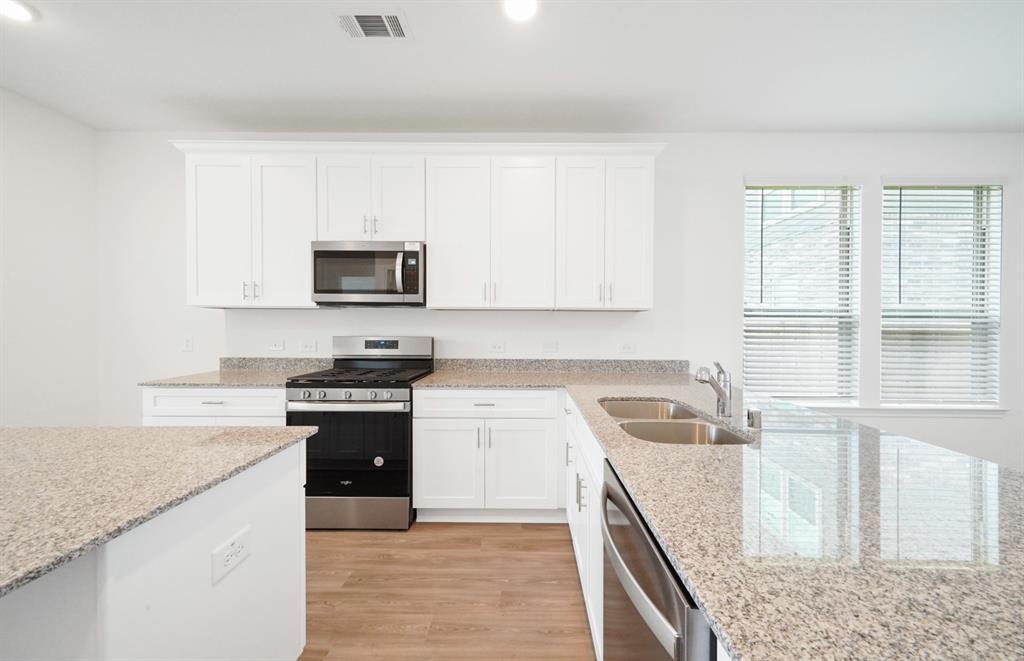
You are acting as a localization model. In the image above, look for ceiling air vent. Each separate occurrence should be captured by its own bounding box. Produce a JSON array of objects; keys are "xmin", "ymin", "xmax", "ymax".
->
[{"xmin": 340, "ymin": 14, "xmax": 406, "ymax": 38}]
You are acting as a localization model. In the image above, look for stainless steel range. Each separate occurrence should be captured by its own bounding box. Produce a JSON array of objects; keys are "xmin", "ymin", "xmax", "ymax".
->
[{"xmin": 286, "ymin": 336, "xmax": 433, "ymax": 530}]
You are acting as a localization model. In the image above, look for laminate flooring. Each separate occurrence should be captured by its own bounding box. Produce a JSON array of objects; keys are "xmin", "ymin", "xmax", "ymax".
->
[{"xmin": 299, "ymin": 523, "xmax": 596, "ymax": 661}]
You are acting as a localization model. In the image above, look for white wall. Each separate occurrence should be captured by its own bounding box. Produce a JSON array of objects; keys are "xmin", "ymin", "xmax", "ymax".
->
[
  {"xmin": 94, "ymin": 133, "xmax": 224, "ymax": 424},
  {"xmin": 0, "ymin": 89, "xmax": 99, "ymax": 425}
]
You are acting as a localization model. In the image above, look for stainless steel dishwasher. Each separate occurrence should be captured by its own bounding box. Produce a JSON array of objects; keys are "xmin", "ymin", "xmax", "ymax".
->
[{"xmin": 602, "ymin": 461, "xmax": 716, "ymax": 661}]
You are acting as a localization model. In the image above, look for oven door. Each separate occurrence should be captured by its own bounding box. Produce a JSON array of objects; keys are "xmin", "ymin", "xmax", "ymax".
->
[
  {"xmin": 287, "ymin": 400, "xmax": 414, "ymax": 529},
  {"xmin": 311, "ymin": 241, "xmax": 424, "ymax": 305}
]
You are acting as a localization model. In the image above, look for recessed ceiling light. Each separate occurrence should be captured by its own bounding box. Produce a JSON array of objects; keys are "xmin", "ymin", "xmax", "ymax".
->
[
  {"xmin": 0, "ymin": 0, "xmax": 34, "ymax": 22},
  {"xmin": 504, "ymin": 0, "xmax": 537, "ymax": 22}
]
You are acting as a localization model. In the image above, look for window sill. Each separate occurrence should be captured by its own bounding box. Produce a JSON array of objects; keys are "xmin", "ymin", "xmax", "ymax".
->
[{"xmin": 805, "ymin": 404, "xmax": 1008, "ymax": 419}]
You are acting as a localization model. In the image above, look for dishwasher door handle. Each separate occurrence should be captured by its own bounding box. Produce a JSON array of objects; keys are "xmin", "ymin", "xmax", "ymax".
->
[{"xmin": 601, "ymin": 485, "xmax": 681, "ymax": 659}]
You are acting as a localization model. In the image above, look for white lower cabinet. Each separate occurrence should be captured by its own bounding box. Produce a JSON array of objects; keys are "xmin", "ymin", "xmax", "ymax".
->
[
  {"xmin": 140, "ymin": 387, "xmax": 285, "ymax": 426},
  {"xmin": 412, "ymin": 418, "xmax": 487, "ymax": 508},
  {"xmin": 412, "ymin": 417, "xmax": 558, "ymax": 510},
  {"xmin": 564, "ymin": 395, "xmax": 606, "ymax": 660}
]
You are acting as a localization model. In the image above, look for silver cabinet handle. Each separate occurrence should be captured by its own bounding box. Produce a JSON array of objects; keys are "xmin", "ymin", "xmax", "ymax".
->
[
  {"xmin": 395, "ymin": 252, "xmax": 405, "ymax": 294},
  {"xmin": 201, "ymin": 400, "xmax": 225, "ymax": 405},
  {"xmin": 253, "ymin": 281, "xmax": 260, "ymax": 299},
  {"xmin": 473, "ymin": 402, "xmax": 496, "ymax": 407},
  {"xmin": 601, "ymin": 485, "xmax": 683, "ymax": 659},
  {"xmin": 565, "ymin": 442, "xmax": 572, "ymax": 466},
  {"xmin": 575, "ymin": 473, "xmax": 580, "ymax": 507},
  {"xmin": 242, "ymin": 281, "xmax": 248, "ymax": 300},
  {"xmin": 374, "ymin": 216, "xmax": 379, "ymax": 234},
  {"xmin": 579, "ymin": 481, "xmax": 587, "ymax": 510},
  {"xmin": 487, "ymin": 427, "xmax": 492, "ymax": 449},
  {"xmin": 363, "ymin": 215, "xmax": 369, "ymax": 234},
  {"xmin": 564, "ymin": 407, "xmax": 572, "ymax": 415},
  {"xmin": 483, "ymin": 282, "xmax": 488, "ymax": 304},
  {"xmin": 477, "ymin": 427, "xmax": 481, "ymax": 449}
]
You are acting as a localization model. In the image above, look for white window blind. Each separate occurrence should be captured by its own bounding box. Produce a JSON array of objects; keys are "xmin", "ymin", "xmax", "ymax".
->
[
  {"xmin": 881, "ymin": 185, "xmax": 1001, "ymax": 405},
  {"xmin": 744, "ymin": 186, "xmax": 860, "ymax": 402}
]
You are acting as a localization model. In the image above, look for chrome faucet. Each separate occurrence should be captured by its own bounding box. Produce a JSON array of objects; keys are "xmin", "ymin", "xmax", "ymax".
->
[{"xmin": 695, "ymin": 361, "xmax": 732, "ymax": 418}]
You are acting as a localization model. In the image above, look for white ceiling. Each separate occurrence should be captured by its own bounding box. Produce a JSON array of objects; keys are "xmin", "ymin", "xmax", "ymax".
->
[{"xmin": 1, "ymin": 0, "xmax": 1021, "ymax": 132}]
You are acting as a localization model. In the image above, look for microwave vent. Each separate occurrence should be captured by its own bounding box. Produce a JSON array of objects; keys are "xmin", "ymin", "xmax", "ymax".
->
[{"xmin": 340, "ymin": 14, "xmax": 406, "ymax": 38}]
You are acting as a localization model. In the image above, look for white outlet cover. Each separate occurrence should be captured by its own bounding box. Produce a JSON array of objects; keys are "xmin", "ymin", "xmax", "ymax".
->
[
  {"xmin": 542, "ymin": 340, "xmax": 559, "ymax": 354},
  {"xmin": 268, "ymin": 340, "xmax": 285, "ymax": 352},
  {"xmin": 618, "ymin": 342, "xmax": 637, "ymax": 354},
  {"xmin": 182, "ymin": 336, "xmax": 194, "ymax": 352},
  {"xmin": 211, "ymin": 524, "xmax": 251, "ymax": 585},
  {"xmin": 300, "ymin": 340, "xmax": 318, "ymax": 354},
  {"xmin": 490, "ymin": 341, "xmax": 506, "ymax": 354}
]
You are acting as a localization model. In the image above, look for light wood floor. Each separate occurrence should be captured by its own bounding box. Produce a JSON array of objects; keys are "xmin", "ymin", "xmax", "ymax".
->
[{"xmin": 299, "ymin": 523, "xmax": 596, "ymax": 661}]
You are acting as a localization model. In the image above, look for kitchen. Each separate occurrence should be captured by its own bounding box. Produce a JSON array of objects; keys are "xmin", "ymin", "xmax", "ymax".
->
[{"xmin": 1, "ymin": 1, "xmax": 1022, "ymax": 660}]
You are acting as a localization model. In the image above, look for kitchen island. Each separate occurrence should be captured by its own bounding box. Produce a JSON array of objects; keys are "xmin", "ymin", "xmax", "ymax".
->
[
  {"xmin": 0, "ymin": 425, "xmax": 316, "ymax": 661},
  {"xmin": 415, "ymin": 366, "xmax": 1024, "ymax": 660}
]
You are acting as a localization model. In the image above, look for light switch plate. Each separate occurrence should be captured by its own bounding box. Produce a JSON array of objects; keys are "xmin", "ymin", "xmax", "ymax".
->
[
  {"xmin": 211, "ymin": 524, "xmax": 251, "ymax": 585},
  {"xmin": 182, "ymin": 336, "xmax": 194, "ymax": 353}
]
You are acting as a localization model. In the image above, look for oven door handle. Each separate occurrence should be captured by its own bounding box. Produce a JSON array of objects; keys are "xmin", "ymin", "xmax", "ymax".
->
[
  {"xmin": 286, "ymin": 401, "xmax": 410, "ymax": 413},
  {"xmin": 395, "ymin": 251, "xmax": 405, "ymax": 294}
]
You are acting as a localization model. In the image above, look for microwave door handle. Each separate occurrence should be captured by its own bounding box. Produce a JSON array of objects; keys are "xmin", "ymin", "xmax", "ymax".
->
[{"xmin": 395, "ymin": 252, "xmax": 404, "ymax": 293}]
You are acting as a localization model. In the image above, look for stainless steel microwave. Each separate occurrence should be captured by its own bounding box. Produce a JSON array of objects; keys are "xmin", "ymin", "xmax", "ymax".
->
[{"xmin": 312, "ymin": 241, "xmax": 425, "ymax": 306}]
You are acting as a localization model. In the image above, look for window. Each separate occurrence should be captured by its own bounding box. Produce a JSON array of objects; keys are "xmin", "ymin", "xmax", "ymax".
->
[
  {"xmin": 744, "ymin": 186, "xmax": 861, "ymax": 402},
  {"xmin": 881, "ymin": 186, "xmax": 1002, "ymax": 405}
]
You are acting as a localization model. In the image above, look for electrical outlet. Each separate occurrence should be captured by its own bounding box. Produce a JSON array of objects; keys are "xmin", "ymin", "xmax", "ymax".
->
[
  {"xmin": 618, "ymin": 342, "xmax": 637, "ymax": 355},
  {"xmin": 182, "ymin": 336, "xmax": 194, "ymax": 353},
  {"xmin": 489, "ymin": 341, "xmax": 506, "ymax": 354},
  {"xmin": 300, "ymin": 339, "xmax": 318, "ymax": 354},
  {"xmin": 268, "ymin": 340, "xmax": 285, "ymax": 352},
  {"xmin": 211, "ymin": 524, "xmax": 251, "ymax": 585},
  {"xmin": 542, "ymin": 340, "xmax": 559, "ymax": 354}
]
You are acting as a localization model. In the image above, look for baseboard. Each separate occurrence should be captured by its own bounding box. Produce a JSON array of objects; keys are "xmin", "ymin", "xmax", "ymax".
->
[{"xmin": 415, "ymin": 508, "xmax": 568, "ymax": 524}]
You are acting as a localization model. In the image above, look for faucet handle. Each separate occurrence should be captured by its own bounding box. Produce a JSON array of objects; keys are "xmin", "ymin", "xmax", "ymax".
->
[{"xmin": 695, "ymin": 366, "xmax": 712, "ymax": 383}]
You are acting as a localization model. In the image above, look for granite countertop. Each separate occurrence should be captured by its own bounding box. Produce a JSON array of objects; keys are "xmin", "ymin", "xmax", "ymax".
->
[
  {"xmin": 563, "ymin": 380, "xmax": 1023, "ymax": 660},
  {"xmin": 0, "ymin": 426, "xmax": 317, "ymax": 598},
  {"xmin": 139, "ymin": 369, "xmax": 297, "ymax": 388}
]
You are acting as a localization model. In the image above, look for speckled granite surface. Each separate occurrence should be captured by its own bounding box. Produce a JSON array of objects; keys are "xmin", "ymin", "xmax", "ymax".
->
[
  {"xmin": 435, "ymin": 358, "xmax": 688, "ymax": 373},
  {"xmin": 415, "ymin": 362, "xmax": 690, "ymax": 389},
  {"xmin": 220, "ymin": 357, "xmax": 333, "ymax": 372},
  {"xmin": 0, "ymin": 426, "xmax": 316, "ymax": 597},
  {"xmin": 139, "ymin": 369, "xmax": 299, "ymax": 388},
  {"xmin": 563, "ymin": 380, "xmax": 1024, "ymax": 660}
]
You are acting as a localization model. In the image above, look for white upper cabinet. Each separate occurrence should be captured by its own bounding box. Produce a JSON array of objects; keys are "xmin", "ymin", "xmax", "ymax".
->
[
  {"xmin": 252, "ymin": 155, "xmax": 316, "ymax": 307},
  {"xmin": 186, "ymin": 152, "xmax": 315, "ymax": 308},
  {"xmin": 556, "ymin": 157, "xmax": 606, "ymax": 309},
  {"xmin": 490, "ymin": 156, "xmax": 556, "ymax": 309},
  {"xmin": 371, "ymin": 155, "xmax": 425, "ymax": 241},
  {"xmin": 178, "ymin": 142, "xmax": 659, "ymax": 310},
  {"xmin": 316, "ymin": 155, "xmax": 373, "ymax": 241},
  {"xmin": 186, "ymin": 153, "xmax": 252, "ymax": 306},
  {"xmin": 316, "ymin": 154, "xmax": 424, "ymax": 241},
  {"xmin": 425, "ymin": 156, "xmax": 492, "ymax": 308},
  {"xmin": 605, "ymin": 156, "xmax": 654, "ymax": 310}
]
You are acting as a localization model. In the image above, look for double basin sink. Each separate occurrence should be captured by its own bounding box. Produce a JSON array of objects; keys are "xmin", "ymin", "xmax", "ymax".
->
[{"xmin": 600, "ymin": 399, "xmax": 752, "ymax": 446}]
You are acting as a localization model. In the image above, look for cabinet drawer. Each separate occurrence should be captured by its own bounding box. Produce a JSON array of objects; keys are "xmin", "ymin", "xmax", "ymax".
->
[
  {"xmin": 413, "ymin": 389, "xmax": 558, "ymax": 419},
  {"xmin": 141, "ymin": 387, "xmax": 286, "ymax": 418}
]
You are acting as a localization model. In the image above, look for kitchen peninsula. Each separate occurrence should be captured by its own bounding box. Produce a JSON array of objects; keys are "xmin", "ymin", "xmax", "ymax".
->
[{"xmin": 0, "ymin": 425, "xmax": 315, "ymax": 661}]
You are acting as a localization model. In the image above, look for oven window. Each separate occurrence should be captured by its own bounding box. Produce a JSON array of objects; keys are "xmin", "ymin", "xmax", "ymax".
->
[{"xmin": 314, "ymin": 251, "xmax": 401, "ymax": 294}]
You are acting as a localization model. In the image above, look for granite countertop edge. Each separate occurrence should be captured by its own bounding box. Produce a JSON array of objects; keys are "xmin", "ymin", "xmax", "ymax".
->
[{"xmin": 0, "ymin": 427, "xmax": 316, "ymax": 598}]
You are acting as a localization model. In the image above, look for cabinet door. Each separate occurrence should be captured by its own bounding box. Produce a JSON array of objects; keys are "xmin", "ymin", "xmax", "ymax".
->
[
  {"xmin": 583, "ymin": 459, "xmax": 604, "ymax": 656},
  {"xmin": 484, "ymin": 419, "xmax": 558, "ymax": 509},
  {"xmin": 371, "ymin": 155, "xmax": 425, "ymax": 241},
  {"xmin": 316, "ymin": 155, "xmax": 372, "ymax": 240},
  {"xmin": 556, "ymin": 157, "xmax": 606, "ymax": 309},
  {"xmin": 185, "ymin": 153, "xmax": 252, "ymax": 306},
  {"xmin": 490, "ymin": 157, "xmax": 556, "ymax": 308},
  {"xmin": 425, "ymin": 156, "xmax": 492, "ymax": 308},
  {"xmin": 572, "ymin": 468, "xmax": 590, "ymax": 598},
  {"xmin": 412, "ymin": 419, "xmax": 486, "ymax": 508},
  {"xmin": 605, "ymin": 156, "xmax": 654, "ymax": 310},
  {"xmin": 565, "ymin": 426, "xmax": 580, "ymax": 543},
  {"xmin": 251, "ymin": 155, "xmax": 316, "ymax": 307}
]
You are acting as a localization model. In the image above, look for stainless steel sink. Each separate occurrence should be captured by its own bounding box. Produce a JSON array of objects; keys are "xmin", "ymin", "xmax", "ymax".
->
[
  {"xmin": 618, "ymin": 420, "xmax": 753, "ymax": 445},
  {"xmin": 599, "ymin": 399, "xmax": 699, "ymax": 420}
]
